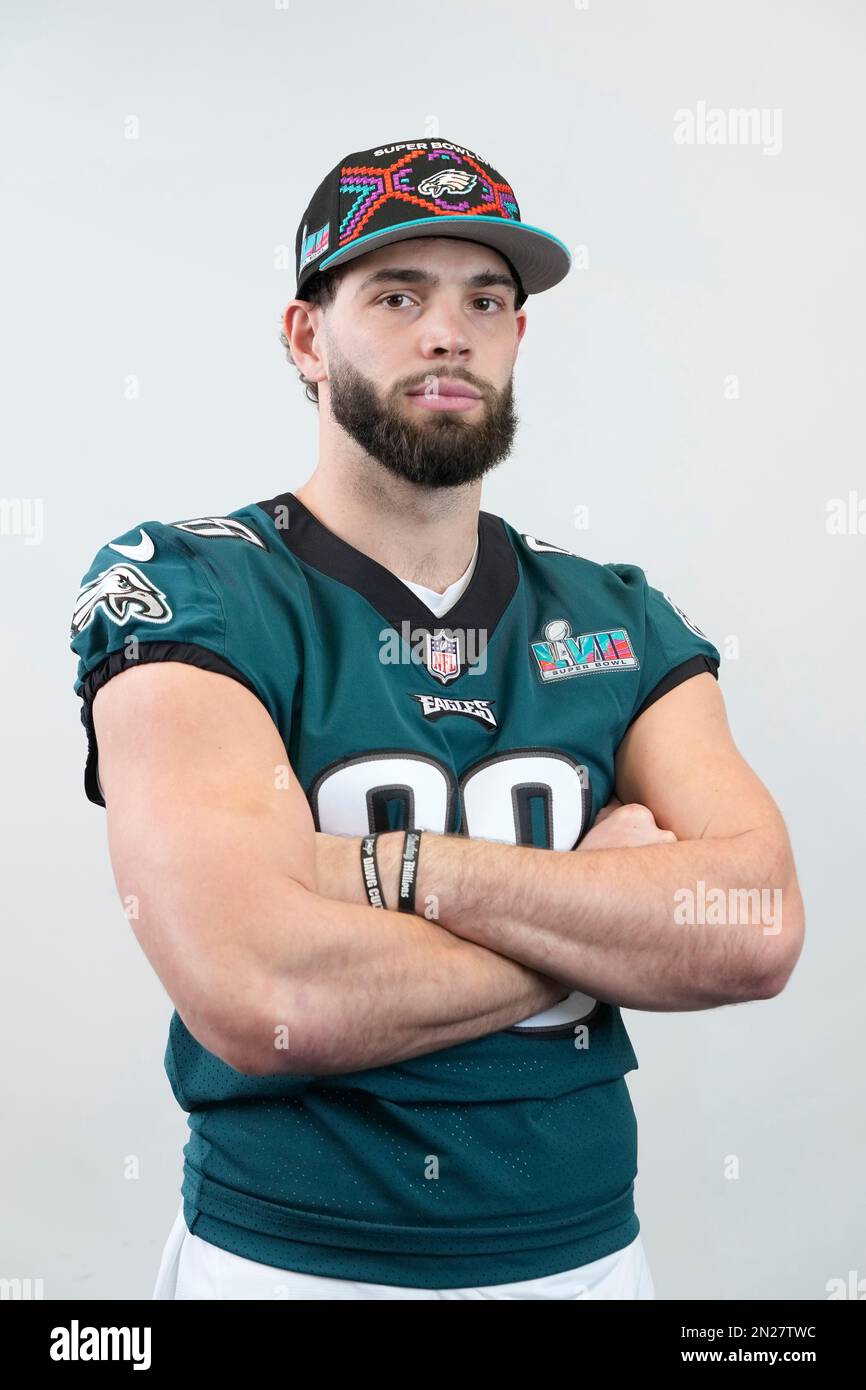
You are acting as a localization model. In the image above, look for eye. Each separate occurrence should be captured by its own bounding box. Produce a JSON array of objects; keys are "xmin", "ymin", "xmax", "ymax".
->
[
  {"xmin": 378, "ymin": 293, "xmax": 416, "ymax": 309},
  {"xmin": 472, "ymin": 296, "xmax": 505, "ymax": 313}
]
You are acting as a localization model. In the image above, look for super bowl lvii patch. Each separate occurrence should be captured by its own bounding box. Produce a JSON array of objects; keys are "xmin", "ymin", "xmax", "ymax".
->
[{"xmin": 531, "ymin": 618, "xmax": 639, "ymax": 682}]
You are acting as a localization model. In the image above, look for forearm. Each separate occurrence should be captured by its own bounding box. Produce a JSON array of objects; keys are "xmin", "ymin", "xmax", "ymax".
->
[
  {"xmin": 369, "ymin": 829, "xmax": 799, "ymax": 1010},
  {"xmin": 246, "ymin": 879, "xmax": 565, "ymax": 1077}
]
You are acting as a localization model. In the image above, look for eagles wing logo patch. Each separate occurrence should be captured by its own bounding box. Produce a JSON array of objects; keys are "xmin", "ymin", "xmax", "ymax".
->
[
  {"xmin": 71, "ymin": 563, "xmax": 173, "ymax": 636},
  {"xmin": 170, "ymin": 516, "xmax": 267, "ymax": 549}
]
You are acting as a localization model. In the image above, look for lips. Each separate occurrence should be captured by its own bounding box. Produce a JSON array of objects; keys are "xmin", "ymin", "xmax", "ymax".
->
[{"xmin": 407, "ymin": 380, "xmax": 482, "ymax": 399}]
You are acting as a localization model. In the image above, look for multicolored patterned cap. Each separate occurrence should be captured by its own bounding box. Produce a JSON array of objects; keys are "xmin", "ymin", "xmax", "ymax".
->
[{"xmin": 294, "ymin": 137, "xmax": 572, "ymax": 308}]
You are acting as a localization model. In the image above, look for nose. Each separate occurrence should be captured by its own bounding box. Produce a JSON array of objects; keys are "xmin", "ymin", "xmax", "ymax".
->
[{"xmin": 417, "ymin": 299, "xmax": 472, "ymax": 361}]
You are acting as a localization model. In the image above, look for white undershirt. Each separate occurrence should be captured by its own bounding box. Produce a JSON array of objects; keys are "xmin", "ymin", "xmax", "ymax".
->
[{"xmin": 397, "ymin": 536, "xmax": 479, "ymax": 617}]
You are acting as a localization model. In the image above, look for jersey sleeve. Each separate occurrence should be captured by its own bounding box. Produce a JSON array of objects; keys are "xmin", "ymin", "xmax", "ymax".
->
[
  {"xmin": 69, "ymin": 520, "xmax": 284, "ymax": 807},
  {"xmin": 605, "ymin": 562, "xmax": 722, "ymax": 728}
]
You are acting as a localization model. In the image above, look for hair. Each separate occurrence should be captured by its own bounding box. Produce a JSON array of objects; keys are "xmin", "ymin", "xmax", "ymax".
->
[{"xmin": 279, "ymin": 264, "xmax": 350, "ymax": 407}]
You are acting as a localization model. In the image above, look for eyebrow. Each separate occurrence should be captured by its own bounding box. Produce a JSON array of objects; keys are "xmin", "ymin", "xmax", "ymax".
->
[{"xmin": 355, "ymin": 266, "xmax": 520, "ymax": 301}]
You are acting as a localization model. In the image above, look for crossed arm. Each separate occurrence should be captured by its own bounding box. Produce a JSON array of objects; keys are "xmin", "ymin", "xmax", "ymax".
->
[
  {"xmin": 317, "ymin": 674, "xmax": 804, "ymax": 1012},
  {"xmin": 93, "ymin": 665, "xmax": 804, "ymax": 1078}
]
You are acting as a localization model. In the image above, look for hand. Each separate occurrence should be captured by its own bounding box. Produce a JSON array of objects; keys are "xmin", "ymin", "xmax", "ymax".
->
[{"xmin": 578, "ymin": 797, "xmax": 678, "ymax": 851}]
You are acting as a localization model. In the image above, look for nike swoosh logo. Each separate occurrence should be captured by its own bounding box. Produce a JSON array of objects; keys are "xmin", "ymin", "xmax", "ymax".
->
[
  {"xmin": 524, "ymin": 534, "xmax": 572, "ymax": 555},
  {"xmin": 108, "ymin": 528, "xmax": 155, "ymax": 562}
]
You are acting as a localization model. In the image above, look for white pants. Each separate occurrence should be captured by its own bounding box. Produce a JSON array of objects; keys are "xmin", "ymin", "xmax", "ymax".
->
[{"xmin": 152, "ymin": 1200, "xmax": 656, "ymax": 1300}]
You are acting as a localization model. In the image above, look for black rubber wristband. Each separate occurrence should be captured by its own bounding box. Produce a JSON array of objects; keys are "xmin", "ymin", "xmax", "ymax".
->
[
  {"xmin": 360, "ymin": 833, "xmax": 387, "ymax": 910},
  {"xmin": 398, "ymin": 829, "xmax": 423, "ymax": 914}
]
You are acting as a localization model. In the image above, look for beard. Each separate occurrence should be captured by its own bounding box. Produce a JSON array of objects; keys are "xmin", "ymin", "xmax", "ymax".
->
[{"xmin": 324, "ymin": 342, "xmax": 519, "ymax": 490}]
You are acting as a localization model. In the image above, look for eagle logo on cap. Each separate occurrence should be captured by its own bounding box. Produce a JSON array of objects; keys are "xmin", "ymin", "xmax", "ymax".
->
[{"xmin": 417, "ymin": 168, "xmax": 478, "ymax": 198}]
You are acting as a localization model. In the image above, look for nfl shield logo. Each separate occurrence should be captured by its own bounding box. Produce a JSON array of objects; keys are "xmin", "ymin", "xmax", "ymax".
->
[{"xmin": 426, "ymin": 629, "xmax": 461, "ymax": 684}]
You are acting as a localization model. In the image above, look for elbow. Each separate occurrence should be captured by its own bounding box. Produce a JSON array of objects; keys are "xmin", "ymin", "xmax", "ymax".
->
[
  {"xmin": 221, "ymin": 1017, "xmax": 323, "ymax": 1079},
  {"xmin": 217, "ymin": 1030, "xmax": 282, "ymax": 1078},
  {"xmin": 756, "ymin": 930, "xmax": 804, "ymax": 999},
  {"xmin": 210, "ymin": 971, "xmax": 325, "ymax": 1078},
  {"xmin": 741, "ymin": 857, "xmax": 806, "ymax": 1002}
]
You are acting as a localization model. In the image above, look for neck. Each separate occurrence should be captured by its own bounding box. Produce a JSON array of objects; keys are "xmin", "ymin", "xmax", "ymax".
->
[{"xmin": 293, "ymin": 455, "xmax": 481, "ymax": 592}]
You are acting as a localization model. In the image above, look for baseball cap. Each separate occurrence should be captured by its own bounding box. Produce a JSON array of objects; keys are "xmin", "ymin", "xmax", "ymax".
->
[{"xmin": 294, "ymin": 137, "xmax": 572, "ymax": 309}]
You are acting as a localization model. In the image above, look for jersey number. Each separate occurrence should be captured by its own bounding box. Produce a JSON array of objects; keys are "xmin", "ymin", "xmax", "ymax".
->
[{"xmin": 309, "ymin": 749, "xmax": 600, "ymax": 1036}]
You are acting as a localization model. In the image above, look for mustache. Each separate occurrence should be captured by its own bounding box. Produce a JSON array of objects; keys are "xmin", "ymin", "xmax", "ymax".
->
[{"xmin": 400, "ymin": 372, "xmax": 489, "ymax": 396}]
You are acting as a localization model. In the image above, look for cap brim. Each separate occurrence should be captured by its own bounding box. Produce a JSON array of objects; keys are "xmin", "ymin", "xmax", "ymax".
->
[{"xmin": 304, "ymin": 215, "xmax": 572, "ymax": 298}]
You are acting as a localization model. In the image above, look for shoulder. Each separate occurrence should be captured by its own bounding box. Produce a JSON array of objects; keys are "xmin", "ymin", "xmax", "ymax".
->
[
  {"xmin": 70, "ymin": 518, "xmax": 194, "ymax": 640},
  {"xmin": 162, "ymin": 508, "xmax": 273, "ymax": 557},
  {"xmin": 500, "ymin": 519, "xmax": 649, "ymax": 599},
  {"xmin": 69, "ymin": 503, "xmax": 294, "ymax": 681},
  {"xmin": 500, "ymin": 520, "xmax": 719, "ymax": 659},
  {"xmin": 69, "ymin": 506, "xmax": 301, "ymax": 801},
  {"xmin": 71, "ymin": 505, "xmax": 288, "ymax": 632}
]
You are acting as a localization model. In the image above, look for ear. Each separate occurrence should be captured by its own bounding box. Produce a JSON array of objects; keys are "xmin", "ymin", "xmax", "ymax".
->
[{"xmin": 283, "ymin": 301, "xmax": 327, "ymax": 385}]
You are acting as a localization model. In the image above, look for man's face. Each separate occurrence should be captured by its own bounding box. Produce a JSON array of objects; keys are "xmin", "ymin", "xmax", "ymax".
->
[{"xmin": 317, "ymin": 238, "xmax": 527, "ymax": 490}]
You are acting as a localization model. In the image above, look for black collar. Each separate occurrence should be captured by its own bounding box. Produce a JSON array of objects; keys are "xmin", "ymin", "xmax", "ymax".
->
[{"xmin": 256, "ymin": 490, "xmax": 519, "ymax": 636}]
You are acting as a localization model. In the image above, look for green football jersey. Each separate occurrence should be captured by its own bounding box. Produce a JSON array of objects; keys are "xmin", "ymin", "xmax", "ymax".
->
[{"xmin": 69, "ymin": 492, "xmax": 721, "ymax": 1288}]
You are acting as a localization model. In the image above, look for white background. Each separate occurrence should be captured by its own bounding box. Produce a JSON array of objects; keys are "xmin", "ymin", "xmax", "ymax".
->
[{"xmin": 1, "ymin": 0, "xmax": 863, "ymax": 1299}]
